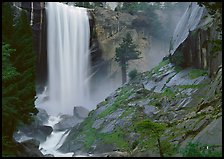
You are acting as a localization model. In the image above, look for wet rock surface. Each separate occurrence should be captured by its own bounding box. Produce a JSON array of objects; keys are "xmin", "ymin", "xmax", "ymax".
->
[
  {"xmin": 15, "ymin": 139, "xmax": 44, "ymax": 157},
  {"xmin": 13, "ymin": 109, "xmax": 53, "ymax": 143}
]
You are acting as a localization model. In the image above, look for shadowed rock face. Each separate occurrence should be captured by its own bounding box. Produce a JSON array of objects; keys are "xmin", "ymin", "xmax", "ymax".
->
[
  {"xmin": 13, "ymin": 108, "xmax": 53, "ymax": 143},
  {"xmin": 14, "ymin": 139, "xmax": 44, "ymax": 157},
  {"xmin": 170, "ymin": 2, "xmax": 222, "ymax": 78}
]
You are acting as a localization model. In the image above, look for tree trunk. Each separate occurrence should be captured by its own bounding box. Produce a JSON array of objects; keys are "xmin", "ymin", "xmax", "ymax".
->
[
  {"xmin": 121, "ymin": 61, "xmax": 127, "ymax": 85},
  {"xmin": 157, "ymin": 138, "xmax": 164, "ymax": 157}
]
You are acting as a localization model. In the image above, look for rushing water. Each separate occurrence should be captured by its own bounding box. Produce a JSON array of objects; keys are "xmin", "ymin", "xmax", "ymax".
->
[
  {"xmin": 39, "ymin": 116, "xmax": 74, "ymax": 157},
  {"xmin": 36, "ymin": 2, "xmax": 91, "ymax": 116}
]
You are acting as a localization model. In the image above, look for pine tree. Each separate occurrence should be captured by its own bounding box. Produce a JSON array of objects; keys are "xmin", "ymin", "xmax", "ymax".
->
[
  {"xmin": 2, "ymin": 2, "xmax": 14, "ymax": 43},
  {"xmin": 2, "ymin": 4, "xmax": 38, "ymax": 156},
  {"xmin": 115, "ymin": 32, "xmax": 141, "ymax": 84}
]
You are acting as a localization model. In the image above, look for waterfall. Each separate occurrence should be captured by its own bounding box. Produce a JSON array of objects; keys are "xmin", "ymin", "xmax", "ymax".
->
[{"xmin": 37, "ymin": 2, "xmax": 91, "ymax": 116}]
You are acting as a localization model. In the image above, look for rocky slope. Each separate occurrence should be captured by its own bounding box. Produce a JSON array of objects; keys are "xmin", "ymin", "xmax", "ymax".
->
[{"xmin": 59, "ymin": 58, "xmax": 222, "ymax": 157}]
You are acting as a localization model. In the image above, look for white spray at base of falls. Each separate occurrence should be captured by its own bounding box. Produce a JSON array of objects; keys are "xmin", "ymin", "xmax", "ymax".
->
[{"xmin": 37, "ymin": 2, "xmax": 91, "ymax": 116}]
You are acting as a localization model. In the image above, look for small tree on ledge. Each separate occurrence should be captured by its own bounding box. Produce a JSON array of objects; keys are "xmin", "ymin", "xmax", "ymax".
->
[{"xmin": 115, "ymin": 32, "xmax": 141, "ymax": 84}]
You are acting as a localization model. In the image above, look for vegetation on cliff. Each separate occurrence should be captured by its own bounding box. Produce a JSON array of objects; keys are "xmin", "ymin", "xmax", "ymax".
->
[
  {"xmin": 60, "ymin": 58, "xmax": 222, "ymax": 157},
  {"xmin": 2, "ymin": 2, "xmax": 37, "ymax": 156},
  {"xmin": 115, "ymin": 32, "xmax": 141, "ymax": 84}
]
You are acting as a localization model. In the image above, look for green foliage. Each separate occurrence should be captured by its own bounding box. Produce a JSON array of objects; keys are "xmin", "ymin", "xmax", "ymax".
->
[
  {"xmin": 2, "ymin": 2, "xmax": 14, "ymax": 42},
  {"xmin": 2, "ymin": 3, "xmax": 38, "ymax": 156},
  {"xmin": 210, "ymin": 39, "xmax": 222, "ymax": 57},
  {"xmin": 177, "ymin": 84, "xmax": 208, "ymax": 89},
  {"xmin": 135, "ymin": 119, "xmax": 166, "ymax": 139},
  {"xmin": 98, "ymin": 87, "xmax": 133, "ymax": 119},
  {"xmin": 128, "ymin": 69, "xmax": 138, "ymax": 80},
  {"xmin": 2, "ymin": 43, "xmax": 20, "ymax": 81},
  {"xmin": 134, "ymin": 119, "xmax": 171, "ymax": 156},
  {"xmin": 98, "ymin": 100, "xmax": 109, "ymax": 107},
  {"xmin": 171, "ymin": 51, "xmax": 184, "ymax": 67},
  {"xmin": 115, "ymin": 32, "xmax": 141, "ymax": 84},
  {"xmin": 162, "ymin": 88, "xmax": 175, "ymax": 98},
  {"xmin": 75, "ymin": 2, "xmax": 93, "ymax": 8},
  {"xmin": 147, "ymin": 59, "xmax": 170, "ymax": 79},
  {"xmin": 198, "ymin": 2, "xmax": 222, "ymax": 55},
  {"xmin": 80, "ymin": 118, "xmax": 97, "ymax": 150},
  {"xmin": 180, "ymin": 142, "xmax": 222, "ymax": 157},
  {"xmin": 188, "ymin": 69, "xmax": 208, "ymax": 79},
  {"xmin": 101, "ymin": 127, "xmax": 129, "ymax": 151},
  {"xmin": 148, "ymin": 100, "xmax": 162, "ymax": 108},
  {"xmin": 80, "ymin": 117, "xmax": 129, "ymax": 151},
  {"xmin": 115, "ymin": 32, "xmax": 141, "ymax": 66},
  {"xmin": 119, "ymin": 107, "xmax": 135, "ymax": 119},
  {"xmin": 2, "ymin": 136, "xmax": 17, "ymax": 157}
]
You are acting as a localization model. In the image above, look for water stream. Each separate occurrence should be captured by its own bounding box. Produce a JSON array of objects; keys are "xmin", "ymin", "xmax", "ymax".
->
[
  {"xmin": 37, "ymin": 2, "xmax": 91, "ymax": 116},
  {"xmin": 35, "ymin": 2, "xmax": 91, "ymax": 156}
]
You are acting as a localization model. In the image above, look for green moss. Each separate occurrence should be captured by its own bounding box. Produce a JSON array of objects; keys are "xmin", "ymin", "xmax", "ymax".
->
[
  {"xmin": 188, "ymin": 69, "xmax": 208, "ymax": 79},
  {"xmin": 177, "ymin": 84, "xmax": 208, "ymax": 89},
  {"xmin": 179, "ymin": 141, "xmax": 222, "ymax": 157},
  {"xmin": 80, "ymin": 114, "xmax": 131, "ymax": 151},
  {"xmin": 174, "ymin": 65, "xmax": 183, "ymax": 73},
  {"xmin": 148, "ymin": 99, "xmax": 162, "ymax": 108},
  {"xmin": 100, "ymin": 127, "xmax": 130, "ymax": 151},
  {"xmin": 97, "ymin": 86, "xmax": 134, "ymax": 119},
  {"xmin": 119, "ymin": 107, "xmax": 135, "ymax": 119},
  {"xmin": 162, "ymin": 88, "xmax": 175, "ymax": 98},
  {"xmin": 79, "ymin": 118, "xmax": 97, "ymax": 150},
  {"xmin": 147, "ymin": 59, "xmax": 170, "ymax": 79},
  {"xmin": 99, "ymin": 100, "xmax": 108, "ymax": 106}
]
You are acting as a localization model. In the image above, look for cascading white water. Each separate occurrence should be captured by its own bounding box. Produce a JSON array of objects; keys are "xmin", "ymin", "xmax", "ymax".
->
[{"xmin": 38, "ymin": 2, "xmax": 90, "ymax": 116}]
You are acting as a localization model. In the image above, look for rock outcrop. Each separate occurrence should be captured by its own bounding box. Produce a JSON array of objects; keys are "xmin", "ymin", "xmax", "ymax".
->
[
  {"xmin": 14, "ymin": 139, "xmax": 44, "ymax": 157},
  {"xmin": 54, "ymin": 107, "xmax": 89, "ymax": 131},
  {"xmin": 13, "ymin": 108, "xmax": 53, "ymax": 143},
  {"xmin": 59, "ymin": 58, "xmax": 222, "ymax": 156},
  {"xmin": 93, "ymin": 7, "xmax": 151, "ymax": 77},
  {"xmin": 170, "ymin": 2, "xmax": 222, "ymax": 78}
]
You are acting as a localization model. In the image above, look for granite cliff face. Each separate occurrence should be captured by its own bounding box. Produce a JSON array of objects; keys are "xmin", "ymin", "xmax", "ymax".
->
[
  {"xmin": 170, "ymin": 2, "xmax": 222, "ymax": 78},
  {"xmin": 92, "ymin": 7, "xmax": 151, "ymax": 80}
]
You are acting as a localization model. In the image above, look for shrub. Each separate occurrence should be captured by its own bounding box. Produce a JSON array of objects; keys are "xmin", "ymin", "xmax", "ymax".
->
[
  {"xmin": 128, "ymin": 69, "xmax": 138, "ymax": 80},
  {"xmin": 188, "ymin": 69, "xmax": 208, "ymax": 79},
  {"xmin": 180, "ymin": 142, "xmax": 222, "ymax": 157}
]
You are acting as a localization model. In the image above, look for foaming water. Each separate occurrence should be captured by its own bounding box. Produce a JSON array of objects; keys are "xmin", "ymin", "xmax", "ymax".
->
[
  {"xmin": 37, "ymin": 2, "xmax": 90, "ymax": 116},
  {"xmin": 39, "ymin": 116, "xmax": 74, "ymax": 157}
]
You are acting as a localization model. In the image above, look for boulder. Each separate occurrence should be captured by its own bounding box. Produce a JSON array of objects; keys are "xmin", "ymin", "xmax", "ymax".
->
[
  {"xmin": 15, "ymin": 139, "xmax": 44, "ymax": 157},
  {"xmin": 44, "ymin": 154, "xmax": 54, "ymax": 157},
  {"xmin": 192, "ymin": 117, "xmax": 222, "ymax": 146},
  {"xmin": 73, "ymin": 106, "xmax": 90, "ymax": 119},
  {"xmin": 54, "ymin": 115, "xmax": 83, "ymax": 131},
  {"xmin": 36, "ymin": 108, "xmax": 49, "ymax": 125},
  {"xmin": 14, "ymin": 124, "xmax": 53, "ymax": 143}
]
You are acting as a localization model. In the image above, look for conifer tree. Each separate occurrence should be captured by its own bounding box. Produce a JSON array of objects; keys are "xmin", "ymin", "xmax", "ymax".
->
[
  {"xmin": 2, "ymin": 3, "xmax": 38, "ymax": 156},
  {"xmin": 115, "ymin": 32, "xmax": 141, "ymax": 84}
]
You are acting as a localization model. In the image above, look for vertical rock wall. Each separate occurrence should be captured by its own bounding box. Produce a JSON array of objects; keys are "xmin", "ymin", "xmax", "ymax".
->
[{"xmin": 170, "ymin": 3, "xmax": 222, "ymax": 78}]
